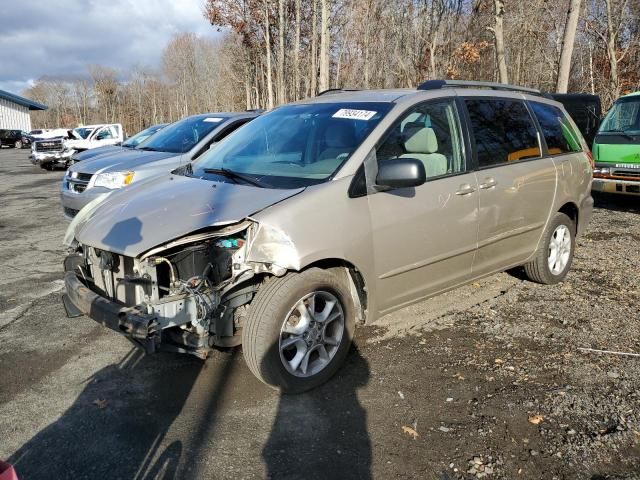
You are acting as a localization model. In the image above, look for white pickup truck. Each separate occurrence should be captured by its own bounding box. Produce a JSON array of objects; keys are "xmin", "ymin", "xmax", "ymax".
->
[{"xmin": 31, "ymin": 124, "xmax": 124, "ymax": 169}]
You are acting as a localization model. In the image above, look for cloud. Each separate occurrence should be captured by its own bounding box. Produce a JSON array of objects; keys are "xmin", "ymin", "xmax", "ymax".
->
[{"xmin": 0, "ymin": 0, "xmax": 219, "ymax": 94}]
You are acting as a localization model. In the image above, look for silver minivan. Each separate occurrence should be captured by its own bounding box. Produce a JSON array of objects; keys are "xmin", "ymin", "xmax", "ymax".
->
[{"xmin": 62, "ymin": 81, "xmax": 593, "ymax": 393}]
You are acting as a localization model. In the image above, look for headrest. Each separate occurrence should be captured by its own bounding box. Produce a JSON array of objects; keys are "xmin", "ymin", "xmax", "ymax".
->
[
  {"xmin": 404, "ymin": 127, "xmax": 438, "ymax": 154},
  {"xmin": 324, "ymin": 122, "xmax": 357, "ymax": 148}
]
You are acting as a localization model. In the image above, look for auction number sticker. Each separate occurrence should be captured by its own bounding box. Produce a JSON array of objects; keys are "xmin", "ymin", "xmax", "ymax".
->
[
  {"xmin": 332, "ymin": 109, "xmax": 377, "ymax": 121},
  {"xmin": 204, "ymin": 117, "xmax": 224, "ymax": 123}
]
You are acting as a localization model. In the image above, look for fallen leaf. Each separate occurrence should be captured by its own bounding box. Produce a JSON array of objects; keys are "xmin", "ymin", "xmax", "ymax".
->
[
  {"xmin": 472, "ymin": 282, "xmax": 481, "ymax": 288},
  {"xmin": 528, "ymin": 415, "xmax": 544, "ymax": 425},
  {"xmin": 93, "ymin": 399, "xmax": 108, "ymax": 409},
  {"xmin": 402, "ymin": 426, "xmax": 419, "ymax": 439},
  {"xmin": 494, "ymin": 358, "xmax": 504, "ymax": 364}
]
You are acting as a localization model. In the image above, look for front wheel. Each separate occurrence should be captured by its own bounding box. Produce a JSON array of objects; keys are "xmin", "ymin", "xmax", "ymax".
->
[
  {"xmin": 524, "ymin": 212, "xmax": 575, "ymax": 284},
  {"xmin": 14, "ymin": 140, "xmax": 22, "ymax": 149},
  {"xmin": 242, "ymin": 268, "xmax": 356, "ymax": 393}
]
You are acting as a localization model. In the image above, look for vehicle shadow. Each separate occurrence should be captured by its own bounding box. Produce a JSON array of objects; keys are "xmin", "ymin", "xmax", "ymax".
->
[
  {"xmin": 593, "ymin": 192, "xmax": 640, "ymax": 214},
  {"xmin": 262, "ymin": 345, "xmax": 372, "ymax": 480},
  {"xmin": 8, "ymin": 347, "xmax": 205, "ymax": 480}
]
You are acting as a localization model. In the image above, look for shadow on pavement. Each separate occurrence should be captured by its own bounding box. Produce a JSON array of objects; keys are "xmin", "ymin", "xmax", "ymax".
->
[
  {"xmin": 262, "ymin": 345, "xmax": 372, "ymax": 480},
  {"xmin": 8, "ymin": 348, "xmax": 204, "ymax": 480},
  {"xmin": 593, "ymin": 192, "xmax": 640, "ymax": 214}
]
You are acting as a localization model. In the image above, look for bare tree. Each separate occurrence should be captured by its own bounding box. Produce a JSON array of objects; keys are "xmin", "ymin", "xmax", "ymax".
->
[
  {"xmin": 319, "ymin": 0, "xmax": 330, "ymax": 91},
  {"xmin": 557, "ymin": 0, "xmax": 582, "ymax": 92},
  {"xmin": 490, "ymin": 0, "xmax": 508, "ymax": 84}
]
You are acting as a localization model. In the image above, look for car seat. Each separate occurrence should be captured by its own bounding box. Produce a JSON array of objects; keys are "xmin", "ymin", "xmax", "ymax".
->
[
  {"xmin": 318, "ymin": 122, "xmax": 357, "ymax": 162},
  {"xmin": 400, "ymin": 126, "xmax": 447, "ymax": 177}
]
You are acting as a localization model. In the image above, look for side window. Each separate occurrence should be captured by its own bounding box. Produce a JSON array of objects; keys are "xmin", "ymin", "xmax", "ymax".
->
[
  {"xmin": 530, "ymin": 102, "xmax": 582, "ymax": 154},
  {"xmin": 465, "ymin": 98, "xmax": 541, "ymax": 167},
  {"xmin": 376, "ymin": 98, "xmax": 465, "ymax": 179},
  {"xmin": 96, "ymin": 127, "xmax": 114, "ymax": 140},
  {"xmin": 194, "ymin": 120, "xmax": 250, "ymax": 159}
]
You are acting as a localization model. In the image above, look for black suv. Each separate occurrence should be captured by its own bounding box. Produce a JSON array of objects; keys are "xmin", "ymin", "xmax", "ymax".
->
[{"xmin": 0, "ymin": 129, "xmax": 28, "ymax": 148}]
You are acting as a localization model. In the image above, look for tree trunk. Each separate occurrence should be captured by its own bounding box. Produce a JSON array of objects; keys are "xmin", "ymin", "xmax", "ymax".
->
[
  {"xmin": 310, "ymin": 0, "xmax": 318, "ymax": 95},
  {"xmin": 265, "ymin": 1, "xmax": 274, "ymax": 109},
  {"xmin": 556, "ymin": 0, "xmax": 581, "ymax": 93},
  {"xmin": 493, "ymin": 0, "xmax": 508, "ymax": 84},
  {"xmin": 277, "ymin": 0, "xmax": 285, "ymax": 104},
  {"xmin": 319, "ymin": 0, "xmax": 330, "ymax": 92},
  {"xmin": 294, "ymin": 0, "xmax": 301, "ymax": 100},
  {"xmin": 605, "ymin": 0, "xmax": 619, "ymax": 100}
]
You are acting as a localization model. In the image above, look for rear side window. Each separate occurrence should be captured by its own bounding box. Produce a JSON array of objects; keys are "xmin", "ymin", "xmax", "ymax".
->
[
  {"xmin": 530, "ymin": 102, "xmax": 582, "ymax": 154},
  {"xmin": 465, "ymin": 98, "xmax": 541, "ymax": 167}
]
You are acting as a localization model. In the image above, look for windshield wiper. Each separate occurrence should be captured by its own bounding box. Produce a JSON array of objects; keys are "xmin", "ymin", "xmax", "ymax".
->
[
  {"xmin": 203, "ymin": 168, "xmax": 265, "ymax": 188},
  {"xmin": 138, "ymin": 146, "xmax": 158, "ymax": 151}
]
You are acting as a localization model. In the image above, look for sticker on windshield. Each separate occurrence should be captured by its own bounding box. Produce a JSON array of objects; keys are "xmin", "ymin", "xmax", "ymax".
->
[
  {"xmin": 332, "ymin": 109, "xmax": 377, "ymax": 121},
  {"xmin": 203, "ymin": 117, "xmax": 224, "ymax": 123}
]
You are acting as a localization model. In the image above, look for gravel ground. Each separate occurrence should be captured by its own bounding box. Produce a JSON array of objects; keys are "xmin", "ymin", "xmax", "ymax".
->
[{"xmin": 0, "ymin": 148, "xmax": 639, "ymax": 479}]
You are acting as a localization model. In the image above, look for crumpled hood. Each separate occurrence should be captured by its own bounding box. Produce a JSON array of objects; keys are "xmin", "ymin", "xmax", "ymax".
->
[
  {"xmin": 68, "ymin": 149, "xmax": 179, "ymax": 174},
  {"xmin": 74, "ymin": 174, "xmax": 304, "ymax": 257}
]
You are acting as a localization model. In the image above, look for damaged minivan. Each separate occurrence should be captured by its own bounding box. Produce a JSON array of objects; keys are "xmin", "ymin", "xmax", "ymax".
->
[{"xmin": 63, "ymin": 81, "xmax": 593, "ymax": 392}]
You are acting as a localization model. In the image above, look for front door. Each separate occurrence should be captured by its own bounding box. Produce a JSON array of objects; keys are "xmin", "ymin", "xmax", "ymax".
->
[{"xmin": 366, "ymin": 97, "xmax": 479, "ymax": 315}]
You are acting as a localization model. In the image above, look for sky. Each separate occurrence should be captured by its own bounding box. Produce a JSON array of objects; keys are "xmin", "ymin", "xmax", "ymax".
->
[{"xmin": 0, "ymin": 0, "xmax": 218, "ymax": 95}]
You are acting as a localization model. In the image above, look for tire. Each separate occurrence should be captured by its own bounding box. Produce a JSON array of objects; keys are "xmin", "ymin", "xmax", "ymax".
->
[
  {"xmin": 14, "ymin": 140, "xmax": 22, "ymax": 149},
  {"xmin": 524, "ymin": 212, "xmax": 575, "ymax": 284},
  {"xmin": 242, "ymin": 268, "xmax": 356, "ymax": 393}
]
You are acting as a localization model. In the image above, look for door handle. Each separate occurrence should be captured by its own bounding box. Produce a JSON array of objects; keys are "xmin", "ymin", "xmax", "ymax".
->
[
  {"xmin": 455, "ymin": 183, "xmax": 476, "ymax": 196},
  {"xmin": 479, "ymin": 177, "xmax": 497, "ymax": 189}
]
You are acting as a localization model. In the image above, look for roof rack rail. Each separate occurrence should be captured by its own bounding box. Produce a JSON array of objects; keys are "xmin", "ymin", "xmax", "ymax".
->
[
  {"xmin": 317, "ymin": 88, "xmax": 362, "ymax": 96},
  {"xmin": 417, "ymin": 80, "xmax": 541, "ymax": 95}
]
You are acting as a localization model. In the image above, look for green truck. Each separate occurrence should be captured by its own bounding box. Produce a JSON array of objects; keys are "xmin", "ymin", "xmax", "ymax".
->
[{"xmin": 592, "ymin": 91, "xmax": 640, "ymax": 196}]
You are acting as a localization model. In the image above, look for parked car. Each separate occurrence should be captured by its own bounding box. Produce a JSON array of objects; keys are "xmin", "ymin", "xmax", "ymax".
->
[
  {"xmin": 70, "ymin": 123, "xmax": 168, "ymax": 164},
  {"xmin": 31, "ymin": 124, "xmax": 122, "ymax": 169},
  {"xmin": 592, "ymin": 91, "xmax": 640, "ymax": 196},
  {"xmin": 60, "ymin": 113, "xmax": 257, "ymax": 219},
  {"xmin": 0, "ymin": 129, "xmax": 29, "ymax": 148},
  {"xmin": 62, "ymin": 80, "xmax": 593, "ymax": 393},
  {"xmin": 548, "ymin": 93, "xmax": 602, "ymax": 148}
]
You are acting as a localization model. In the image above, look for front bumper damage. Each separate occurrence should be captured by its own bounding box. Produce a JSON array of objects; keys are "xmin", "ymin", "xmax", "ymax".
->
[
  {"xmin": 63, "ymin": 270, "xmax": 160, "ymax": 352},
  {"xmin": 62, "ymin": 220, "xmax": 299, "ymax": 358},
  {"xmin": 31, "ymin": 150, "xmax": 74, "ymax": 167}
]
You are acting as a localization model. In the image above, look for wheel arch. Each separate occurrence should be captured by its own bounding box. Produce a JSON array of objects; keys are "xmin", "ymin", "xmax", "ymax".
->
[
  {"xmin": 301, "ymin": 258, "xmax": 369, "ymax": 325},
  {"xmin": 558, "ymin": 201, "xmax": 579, "ymax": 232}
]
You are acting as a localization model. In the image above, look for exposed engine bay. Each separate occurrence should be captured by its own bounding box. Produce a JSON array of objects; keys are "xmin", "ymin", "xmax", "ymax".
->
[{"xmin": 64, "ymin": 219, "xmax": 297, "ymax": 358}]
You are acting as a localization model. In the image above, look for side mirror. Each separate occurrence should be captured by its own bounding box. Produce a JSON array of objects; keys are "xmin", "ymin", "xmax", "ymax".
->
[{"xmin": 376, "ymin": 158, "xmax": 426, "ymax": 189}]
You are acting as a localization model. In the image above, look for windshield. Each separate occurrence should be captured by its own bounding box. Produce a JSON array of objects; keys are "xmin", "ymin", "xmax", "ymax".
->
[
  {"xmin": 139, "ymin": 115, "xmax": 226, "ymax": 153},
  {"xmin": 123, "ymin": 124, "xmax": 166, "ymax": 148},
  {"xmin": 74, "ymin": 127, "xmax": 94, "ymax": 139},
  {"xmin": 191, "ymin": 102, "xmax": 392, "ymax": 188},
  {"xmin": 599, "ymin": 96, "xmax": 640, "ymax": 133}
]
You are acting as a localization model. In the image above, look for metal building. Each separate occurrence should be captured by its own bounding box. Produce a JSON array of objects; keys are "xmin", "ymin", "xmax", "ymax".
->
[{"xmin": 0, "ymin": 89, "xmax": 48, "ymax": 131}]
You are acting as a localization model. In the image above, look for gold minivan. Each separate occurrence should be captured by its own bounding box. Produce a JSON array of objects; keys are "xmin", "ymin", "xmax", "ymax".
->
[{"xmin": 63, "ymin": 80, "xmax": 593, "ymax": 392}]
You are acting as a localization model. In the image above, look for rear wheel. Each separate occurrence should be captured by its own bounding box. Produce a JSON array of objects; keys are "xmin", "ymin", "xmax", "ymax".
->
[
  {"xmin": 524, "ymin": 212, "xmax": 575, "ymax": 284},
  {"xmin": 242, "ymin": 268, "xmax": 355, "ymax": 393}
]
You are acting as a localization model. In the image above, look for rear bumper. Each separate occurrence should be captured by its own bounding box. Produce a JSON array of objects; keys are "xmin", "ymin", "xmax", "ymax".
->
[
  {"xmin": 63, "ymin": 267, "xmax": 159, "ymax": 353},
  {"xmin": 592, "ymin": 178, "xmax": 640, "ymax": 196}
]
